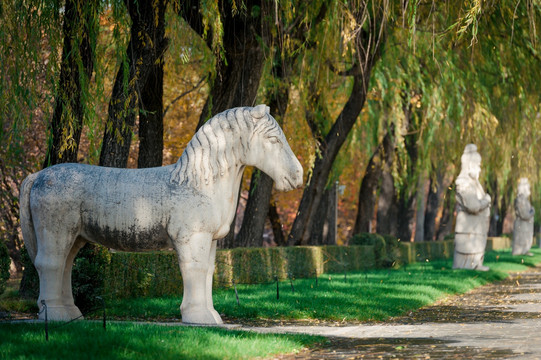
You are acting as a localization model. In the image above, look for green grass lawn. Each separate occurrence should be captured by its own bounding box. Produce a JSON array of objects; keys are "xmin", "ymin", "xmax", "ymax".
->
[
  {"xmin": 100, "ymin": 248, "xmax": 541, "ymax": 323},
  {"xmin": 0, "ymin": 321, "xmax": 321, "ymax": 359},
  {"xmin": 1, "ymin": 248, "xmax": 540, "ymax": 359}
]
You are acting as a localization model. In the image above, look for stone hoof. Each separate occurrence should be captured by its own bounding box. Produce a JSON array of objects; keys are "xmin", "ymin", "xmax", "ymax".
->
[
  {"xmin": 181, "ymin": 306, "xmax": 223, "ymax": 325},
  {"xmin": 38, "ymin": 304, "xmax": 84, "ymax": 321},
  {"xmin": 209, "ymin": 308, "xmax": 223, "ymax": 324},
  {"xmin": 474, "ymin": 265, "xmax": 490, "ymax": 272}
]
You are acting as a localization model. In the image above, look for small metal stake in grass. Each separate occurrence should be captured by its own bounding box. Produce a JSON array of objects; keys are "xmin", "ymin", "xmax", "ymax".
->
[
  {"xmin": 41, "ymin": 300, "xmax": 48, "ymax": 341},
  {"xmin": 315, "ymin": 271, "xmax": 318, "ymax": 287},
  {"xmin": 289, "ymin": 275, "xmax": 295, "ymax": 293},
  {"xmin": 233, "ymin": 280, "xmax": 240, "ymax": 305},
  {"xmin": 96, "ymin": 296, "xmax": 106, "ymax": 330},
  {"xmin": 275, "ymin": 276, "xmax": 279, "ymax": 300}
]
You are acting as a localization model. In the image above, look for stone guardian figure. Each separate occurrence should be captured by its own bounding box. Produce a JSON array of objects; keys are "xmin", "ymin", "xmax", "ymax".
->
[
  {"xmin": 512, "ymin": 178, "xmax": 535, "ymax": 256},
  {"xmin": 453, "ymin": 144, "xmax": 491, "ymax": 271}
]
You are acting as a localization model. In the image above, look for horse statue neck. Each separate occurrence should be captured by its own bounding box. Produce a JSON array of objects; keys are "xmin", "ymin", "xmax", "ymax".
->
[{"xmin": 169, "ymin": 108, "xmax": 254, "ymax": 196}]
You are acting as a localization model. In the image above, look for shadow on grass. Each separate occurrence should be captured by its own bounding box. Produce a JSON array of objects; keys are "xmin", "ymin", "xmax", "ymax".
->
[{"xmin": 0, "ymin": 321, "xmax": 321, "ymax": 360}]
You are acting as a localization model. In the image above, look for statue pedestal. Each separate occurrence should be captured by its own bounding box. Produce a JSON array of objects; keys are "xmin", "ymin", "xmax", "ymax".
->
[{"xmin": 453, "ymin": 233, "xmax": 489, "ymax": 271}]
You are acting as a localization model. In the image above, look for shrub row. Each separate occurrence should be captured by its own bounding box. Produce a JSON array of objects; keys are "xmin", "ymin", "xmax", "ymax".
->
[
  {"xmin": 14, "ymin": 235, "xmax": 527, "ymax": 302},
  {"xmin": 104, "ymin": 245, "xmax": 376, "ymax": 298}
]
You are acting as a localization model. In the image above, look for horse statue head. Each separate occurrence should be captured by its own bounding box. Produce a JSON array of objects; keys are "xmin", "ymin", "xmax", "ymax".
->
[{"xmin": 171, "ymin": 104, "xmax": 303, "ymax": 192}]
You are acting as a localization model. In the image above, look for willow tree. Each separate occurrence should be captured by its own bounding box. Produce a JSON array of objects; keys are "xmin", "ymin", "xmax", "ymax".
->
[
  {"xmin": 100, "ymin": 0, "xmax": 170, "ymax": 168},
  {"xmin": 470, "ymin": 1, "xmax": 541, "ymax": 235},
  {"xmin": 288, "ymin": 0, "xmax": 390, "ymax": 245},
  {"xmin": 181, "ymin": 0, "xmax": 269, "ymax": 130},
  {"xmin": 42, "ymin": 0, "xmax": 100, "ymax": 168},
  {"xmin": 236, "ymin": 1, "xmax": 330, "ymax": 247},
  {"xmin": 354, "ymin": 0, "xmax": 541, "ymax": 241}
]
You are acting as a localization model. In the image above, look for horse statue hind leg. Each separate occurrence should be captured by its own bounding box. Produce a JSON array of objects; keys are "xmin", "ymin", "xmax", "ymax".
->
[{"xmin": 20, "ymin": 173, "xmax": 86, "ymax": 321}]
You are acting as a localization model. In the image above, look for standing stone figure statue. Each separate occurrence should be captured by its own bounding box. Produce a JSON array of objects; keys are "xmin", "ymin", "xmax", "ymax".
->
[
  {"xmin": 512, "ymin": 178, "xmax": 535, "ymax": 256},
  {"xmin": 19, "ymin": 105, "xmax": 303, "ymax": 324},
  {"xmin": 453, "ymin": 144, "xmax": 491, "ymax": 271}
]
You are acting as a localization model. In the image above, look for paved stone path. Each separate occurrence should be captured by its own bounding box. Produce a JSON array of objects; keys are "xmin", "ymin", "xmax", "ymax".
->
[{"xmin": 239, "ymin": 268, "xmax": 541, "ymax": 359}]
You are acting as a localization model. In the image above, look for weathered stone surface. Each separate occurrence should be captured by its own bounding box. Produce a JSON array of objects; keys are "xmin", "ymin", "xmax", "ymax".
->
[
  {"xmin": 19, "ymin": 105, "xmax": 303, "ymax": 324},
  {"xmin": 512, "ymin": 178, "xmax": 535, "ymax": 256},
  {"xmin": 453, "ymin": 144, "xmax": 491, "ymax": 271}
]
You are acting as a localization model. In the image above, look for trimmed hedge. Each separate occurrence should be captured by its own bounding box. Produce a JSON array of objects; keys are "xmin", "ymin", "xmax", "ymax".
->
[
  {"xmin": 349, "ymin": 233, "xmax": 401, "ymax": 268},
  {"xmin": 17, "ymin": 235, "xmax": 529, "ymax": 301},
  {"xmin": 104, "ymin": 245, "xmax": 376, "ymax": 298}
]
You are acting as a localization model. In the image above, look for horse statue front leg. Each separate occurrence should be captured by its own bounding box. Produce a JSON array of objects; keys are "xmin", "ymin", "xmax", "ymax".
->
[
  {"xmin": 206, "ymin": 240, "xmax": 222, "ymax": 323},
  {"xmin": 174, "ymin": 233, "xmax": 223, "ymax": 324}
]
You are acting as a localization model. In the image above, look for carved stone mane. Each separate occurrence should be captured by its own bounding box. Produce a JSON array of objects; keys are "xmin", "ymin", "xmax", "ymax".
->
[{"xmin": 170, "ymin": 106, "xmax": 278, "ymax": 188}]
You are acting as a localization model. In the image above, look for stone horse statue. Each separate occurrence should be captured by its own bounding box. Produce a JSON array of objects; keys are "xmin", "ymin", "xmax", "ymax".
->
[{"xmin": 19, "ymin": 105, "xmax": 303, "ymax": 324}]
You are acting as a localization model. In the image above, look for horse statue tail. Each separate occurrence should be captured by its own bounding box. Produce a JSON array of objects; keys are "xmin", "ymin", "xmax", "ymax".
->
[{"xmin": 19, "ymin": 172, "xmax": 40, "ymax": 262}]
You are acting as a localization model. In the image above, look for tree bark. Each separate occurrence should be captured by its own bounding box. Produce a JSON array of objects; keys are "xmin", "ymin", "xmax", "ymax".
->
[
  {"xmin": 137, "ymin": 2, "xmax": 168, "ymax": 169},
  {"xmin": 488, "ymin": 177, "xmax": 510, "ymax": 236},
  {"xmin": 236, "ymin": 171, "xmax": 274, "ymax": 247},
  {"xmin": 311, "ymin": 182, "xmax": 338, "ymax": 245},
  {"xmin": 268, "ymin": 198, "xmax": 286, "ymax": 246},
  {"xmin": 287, "ymin": 4, "xmax": 386, "ymax": 246},
  {"xmin": 288, "ymin": 69, "xmax": 374, "ymax": 245},
  {"xmin": 353, "ymin": 127, "xmax": 394, "ymax": 234},
  {"xmin": 42, "ymin": 0, "xmax": 97, "ymax": 168},
  {"xmin": 414, "ymin": 175, "xmax": 428, "ymax": 242},
  {"xmin": 424, "ymin": 171, "xmax": 445, "ymax": 241},
  {"xmin": 195, "ymin": 0, "xmax": 267, "ymax": 129},
  {"xmin": 376, "ymin": 168, "xmax": 398, "ymax": 236},
  {"xmin": 99, "ymin": 0, "xmax": 169, "ymax": 168},
  {"xmin": 436, "ymin": 185, "xmax": 455, "ymax": 240}
]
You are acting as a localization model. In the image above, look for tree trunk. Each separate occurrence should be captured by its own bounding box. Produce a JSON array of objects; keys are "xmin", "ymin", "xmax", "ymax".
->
[
  {"xmin": 424, "ymin": 170, "xmax": 445, "ymax": 241},
  {"xmin": 42, "ymin": 0, "xmax": 97, "ymax": 168},
  {"xmin": 396, "ymin": 195, "xmax": 416, "ymax": 242},
  {"xmin": 99, "ymin": 0, "xmax": 169, "ymax": 168},
  {"xmin": 287, "ymin": 4, "xmax": 386, "ymax": 246},
  {"xmin": 353, "ymin": 127, "xmax": 394, "ymax": 234},
  {"xmin": 376, "ymin": 168, "xmax": 398, "ymax": 236},
  {"xmin": 268, "ymin": 199, "xmax": 286, "ymax": 246},
  {"xmin": 488, "ymin": 177, "xmax": 510, "ymax": 236},
  {"xmin": 395, "ymin": 99, "xmax": 419, "ymax": 242},
  {"xmin": 414, "ymin": 175, "xmax": 428, "ymax": 242},
  {"xmin": 194, "ymin": 0, "xmax": 267, "ymax": 129},
  {"xmin": 436, "ymin": 186, "xmax": 455, "ymax": 240},
  {"xmin": 311, "ymin": 182, "xmax": 338, "ymax": 245},
  {"xmin": 138, "ymin": 5, "xmax": 168, "ymax": 168},
  {"xmin": 288, "ymin": 69, "xmax": 373, "ymax": 245},
  {"xmin": 235, "ymin": 171, "xmax": 274, "ymax": 247}
]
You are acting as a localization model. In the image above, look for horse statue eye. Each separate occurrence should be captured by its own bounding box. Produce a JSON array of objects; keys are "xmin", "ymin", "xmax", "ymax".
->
[{"xmin": 268, "ymin": 137, "xmax": 281, "ymax": 144}]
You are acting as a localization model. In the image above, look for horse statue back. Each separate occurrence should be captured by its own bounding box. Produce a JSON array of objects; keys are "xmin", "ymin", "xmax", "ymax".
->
[{"xmin": 20, "ymin": 105, "xmax": 303, "ymax": 324}]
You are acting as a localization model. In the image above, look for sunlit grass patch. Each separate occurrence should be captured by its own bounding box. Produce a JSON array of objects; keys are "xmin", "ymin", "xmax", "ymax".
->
[
  {"xmin": 0, "ymin": 321, "xmax": 321, "ymax": 360},
  {"xmin": 100, "ymin": 248, "xmax": 541, "ymax": 323}
]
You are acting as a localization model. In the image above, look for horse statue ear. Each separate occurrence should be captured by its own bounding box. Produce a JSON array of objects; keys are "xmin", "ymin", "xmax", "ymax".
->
[{"xmin": 250, "ymin": 104, "xmax": 269, "ymax": 119}]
